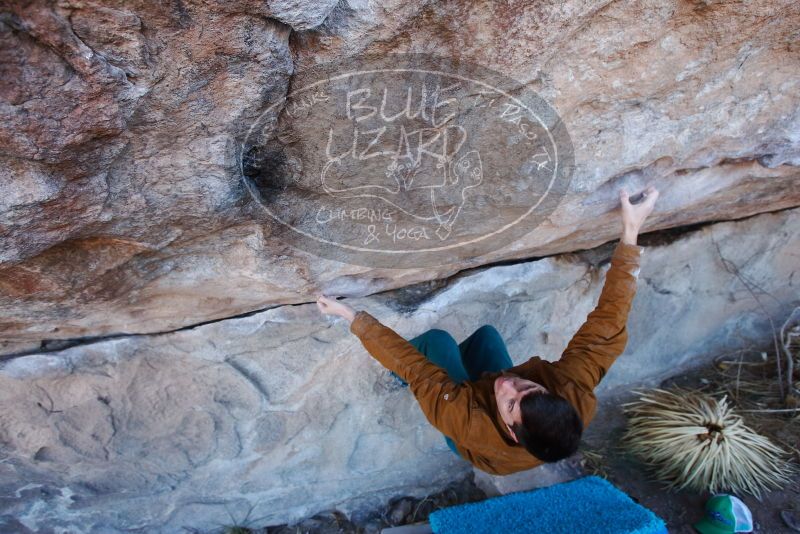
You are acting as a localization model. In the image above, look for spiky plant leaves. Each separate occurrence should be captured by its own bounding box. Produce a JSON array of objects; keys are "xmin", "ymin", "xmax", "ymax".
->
[{"xmin": 622, "ymin": 388, "xmax": 795, "ymax": 499}]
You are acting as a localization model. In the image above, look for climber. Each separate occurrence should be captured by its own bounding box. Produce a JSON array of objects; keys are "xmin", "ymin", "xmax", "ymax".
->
[{"xmin": 316, "ymin": 185, "xmax": 660, "ymax": 475}]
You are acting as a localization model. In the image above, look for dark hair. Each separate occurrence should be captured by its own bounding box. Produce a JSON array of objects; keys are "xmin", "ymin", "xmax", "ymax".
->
[{"xmin": 510, "ymin": 392, "xmax": 583, "ymax": 462}]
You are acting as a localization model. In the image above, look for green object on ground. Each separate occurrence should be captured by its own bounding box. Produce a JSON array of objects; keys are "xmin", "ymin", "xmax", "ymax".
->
[{"xmin": 694, "ymin": 494, "xmax": 753, "ymax": 534}]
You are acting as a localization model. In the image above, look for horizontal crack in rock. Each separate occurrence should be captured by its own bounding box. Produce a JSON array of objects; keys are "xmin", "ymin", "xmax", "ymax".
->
[{"xmin": 3, "ymin": 203, "xmax": 799, "ymax": 362}]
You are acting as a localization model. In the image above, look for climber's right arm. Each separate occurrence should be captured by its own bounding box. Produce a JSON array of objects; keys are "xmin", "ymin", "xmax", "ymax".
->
[
  {"xmin": 551, "ymin": 240, "xmax": 643, "ymax": 390},
  {"xmin": 551, "ymin": 185, "xmax": 659, "ymax": 390}
]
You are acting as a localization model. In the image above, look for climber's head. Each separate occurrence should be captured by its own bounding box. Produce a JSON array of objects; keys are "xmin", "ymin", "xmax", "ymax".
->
[{"xmin": 494, "ymin": 373, "xmax": 583, "ymax": 462}]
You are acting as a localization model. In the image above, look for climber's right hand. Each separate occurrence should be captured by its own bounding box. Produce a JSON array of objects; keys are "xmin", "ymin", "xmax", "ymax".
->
[{"xmin": 619, "ymin": 185, "xmax": 659, "ymax": 234}]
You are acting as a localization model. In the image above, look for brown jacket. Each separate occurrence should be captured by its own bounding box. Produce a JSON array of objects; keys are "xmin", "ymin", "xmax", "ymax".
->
[{"xmin": 349, "ymin": 241, "xmax": 644, "ymax": 475}]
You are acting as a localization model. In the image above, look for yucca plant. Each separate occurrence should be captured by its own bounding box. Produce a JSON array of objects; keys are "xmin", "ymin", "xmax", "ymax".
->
[{"xmin": 622, "ymin": 388, "xmax": 795, "ymax": 499}]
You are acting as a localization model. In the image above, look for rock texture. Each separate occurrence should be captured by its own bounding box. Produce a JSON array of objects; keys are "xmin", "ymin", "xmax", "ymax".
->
[
  {"xmin": 2, "ymin": 0, "xmax": 800, "ymax": 531},
  {"xmin": 1, "ymin": 207, "xmax": 798, "ymax": 533},
  {"xmin": 1, "ymin": 0, "xmax": 799, "ymax": 354}
]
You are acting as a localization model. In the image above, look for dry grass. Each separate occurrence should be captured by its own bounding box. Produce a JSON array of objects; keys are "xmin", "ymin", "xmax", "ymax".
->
[
  {"xmin": 706, "ymin": 334, "xmax": 800, "ymax": 463},
  {"xmin": 578, "ymin": 448, "xmax": 611, "ymax": 479},
  {"xmin": 621, "ymin": 388, "xmax": 796, "ymax": 499}
]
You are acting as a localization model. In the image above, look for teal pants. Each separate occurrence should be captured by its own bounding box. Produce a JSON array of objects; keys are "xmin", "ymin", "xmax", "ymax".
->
[{"xmin": 396, "ymin": 325, "xmax": 514, "ymax": 457}]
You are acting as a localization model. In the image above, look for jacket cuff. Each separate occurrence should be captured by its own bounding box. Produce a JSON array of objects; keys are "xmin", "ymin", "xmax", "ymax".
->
[
  {"xmin": 349, "ymin": 310, "xmax": 376, "ymax": 337},
  {"xmin": 613, "ymin": 241, "xmax": 645, "ymax": 263},
  {"xmin": 611, "ymin": 241, "xmax": 644, "ymax": 279}
]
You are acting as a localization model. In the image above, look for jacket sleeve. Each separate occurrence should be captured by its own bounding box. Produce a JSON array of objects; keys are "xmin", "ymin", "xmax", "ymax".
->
[
  {"xmin": 350, "ymin": 311, "xmax": 473, "ymax": 443},
  {"xmin": 552, "ymin": 241, "xmax": 643, "ymax": 390}
]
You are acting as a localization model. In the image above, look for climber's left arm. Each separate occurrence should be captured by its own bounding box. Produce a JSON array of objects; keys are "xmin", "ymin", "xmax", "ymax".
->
[{"xmin": 349, "ymin": 311, "xmax": 474, "ymax": 443}]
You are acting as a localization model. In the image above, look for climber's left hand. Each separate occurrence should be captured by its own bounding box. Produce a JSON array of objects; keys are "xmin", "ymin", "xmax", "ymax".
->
[{"xmin": 316, "ymin": 294, "xmax": 357, "ymax": 322}]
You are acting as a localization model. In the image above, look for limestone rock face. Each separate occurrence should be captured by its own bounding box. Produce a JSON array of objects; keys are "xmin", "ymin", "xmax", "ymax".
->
[
  {"xmin": 1, "ymin": 207, "xmax": 797, "ymax": 532},
  {"xmin": 0, "ymin": 0, "xmax": 294, "ymax": 354},
  {"xmin": 1, "ymin": 0, "xmax": 800, "ymax": 530},
  {"xmin": 0, "ymin": 0, "xmax": 798, "ymax": 354}
]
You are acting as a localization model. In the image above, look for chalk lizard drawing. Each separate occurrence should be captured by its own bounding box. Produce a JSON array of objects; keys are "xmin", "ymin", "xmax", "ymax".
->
[{"xmin": 320, "ymin": 123, "xmax": 484, "ymax": 240}]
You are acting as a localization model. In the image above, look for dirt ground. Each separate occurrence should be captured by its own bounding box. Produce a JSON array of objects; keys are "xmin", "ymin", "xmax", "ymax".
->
[{"xmin": 582, "ymin": 357, "xmax": 800, "ymax": 534}]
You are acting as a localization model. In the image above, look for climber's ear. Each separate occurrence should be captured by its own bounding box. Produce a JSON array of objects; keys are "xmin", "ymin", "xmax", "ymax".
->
[{"xmin": 507, "ymin": 423, "xmax": 519, "ymax": 443}]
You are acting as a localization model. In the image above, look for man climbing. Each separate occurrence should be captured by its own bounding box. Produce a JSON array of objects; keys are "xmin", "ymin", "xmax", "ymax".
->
[{"xmin": 316, "ymin": 185, "xmax": 660, "ymax": 475}]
